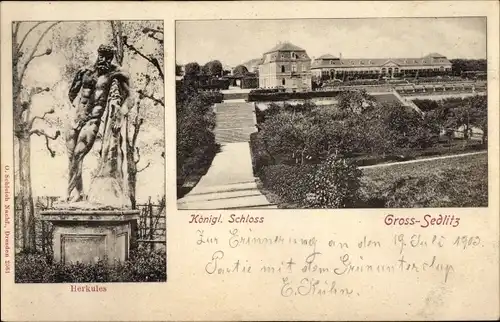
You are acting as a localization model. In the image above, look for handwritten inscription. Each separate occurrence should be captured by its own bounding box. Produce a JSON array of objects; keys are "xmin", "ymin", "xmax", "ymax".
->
[{"xmin": 197, "ymin": 228, "xmax": 482, "ymax": 297}]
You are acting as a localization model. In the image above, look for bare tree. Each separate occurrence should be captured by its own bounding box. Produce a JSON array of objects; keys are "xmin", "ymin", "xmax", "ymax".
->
[
  {"xmin": 12, "ymin": 21, "xmax": 61, "ymax": 252},
  {"xmin": 111, "ymin": 21, "xmax": 164, "ymax": 208}
]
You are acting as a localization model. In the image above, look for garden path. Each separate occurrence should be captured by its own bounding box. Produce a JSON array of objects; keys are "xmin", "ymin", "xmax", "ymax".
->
[{"xmin": 177, "ymin": 100, "xmax": 276, "ymax": 209}]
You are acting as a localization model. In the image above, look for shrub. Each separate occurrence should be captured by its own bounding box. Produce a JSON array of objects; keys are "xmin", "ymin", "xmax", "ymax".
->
[
  {"xmin": 260, "ymin": 164, "xmax": 317, "ymax": 205},
  {"xmin": 15, "ymin": 247, "xmax": 166, "ymax": 283},
  {"xmin": 241, "ymin": 77, "xmax": 258, "ymax": 89},
  {"xmin": 260, "ymin": 155, "xmax": 363, "ymax": 208},
  {"xmin": 303, "ymin": 155, "xmax": 363, "ymax": 208}
]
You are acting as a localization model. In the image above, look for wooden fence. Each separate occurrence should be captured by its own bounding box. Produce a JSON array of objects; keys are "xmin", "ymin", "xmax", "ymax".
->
[{"xmin": 15, "ymin": 196, "xmax": 166, "ymax": 254}]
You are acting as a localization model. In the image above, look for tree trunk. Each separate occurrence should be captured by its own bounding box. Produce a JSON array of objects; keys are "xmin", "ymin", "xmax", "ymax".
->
[
  {"xmin": 18, "ymin": 135, "xmax": 36, "ymax": 253},
  {"xmin": 125, "ymin": 118, "xmax": 137, "ymax": 209}
]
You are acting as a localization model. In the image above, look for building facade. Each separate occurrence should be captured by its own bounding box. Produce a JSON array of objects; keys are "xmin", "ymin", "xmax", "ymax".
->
[
  {"xmin": 311, "ymin": 53, "xmax": 453, "ymax": 80},
  {"xmin": 258, "ymin": 42, "xmax": 312, "ymax": 90}
]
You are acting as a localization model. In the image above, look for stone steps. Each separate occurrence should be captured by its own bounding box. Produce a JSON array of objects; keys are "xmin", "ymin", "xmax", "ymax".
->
[
  {"xmin": 215, "ymin": 130, "xmax": 254, "ymax": 143},
  {"xmin": 214, "ymin": 101, "xmax": 256, "ymax": 145},
  {"xmin": 178, "ymin": 194, "xmax": 274, "ymax": 210},
  {"xmin": 177, "ymin": 142, "xmax": 275, "ymax": 209},
  {"xmin": 216, "ymin": 119, "xmax": 256, "ymax": 128},
  {"xmin": 185, "ymin": 181, "xmax": 258, "ymax": 196}
]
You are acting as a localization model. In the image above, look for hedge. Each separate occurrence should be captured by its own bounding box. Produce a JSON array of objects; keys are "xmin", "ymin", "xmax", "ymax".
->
[
  {"xmin": 202, "ymin": 91, "xmax": 223, "ymax": 104},
  {"xmin": 249, "ymin": 132, "xmax": 274, "ymax": 175},
  {"xmin": 250, "ymin": 88, "xmax": 282, "ymax": 94},
  {"xmin": 248, "ymin": 90, "xmax": 341, "ymax": 102},
  {"xmin": 241, "ymin": 77, "xmax": 258, "ymax": 89}
]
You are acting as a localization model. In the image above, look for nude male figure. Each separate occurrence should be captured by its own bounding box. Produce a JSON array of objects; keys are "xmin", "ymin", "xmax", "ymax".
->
[{"xmin": 66, "ymin": 44, "xmax": 130, "ymax": 202}]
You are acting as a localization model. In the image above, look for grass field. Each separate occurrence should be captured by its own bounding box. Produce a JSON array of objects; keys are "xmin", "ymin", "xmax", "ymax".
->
[{"xmin": 361, "ymin": 153, "xmax": 488, "ymax": 208}]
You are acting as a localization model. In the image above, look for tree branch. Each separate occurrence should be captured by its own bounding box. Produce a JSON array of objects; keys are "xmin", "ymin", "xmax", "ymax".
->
[
  {"xmin": 18, "ymin": 22, "xmax": 60, "ymax": 85},
  {"xmin": 13, "ymin": 22, "xmax": 21, "ymax": 43},
  {"xmin": 29, "ymin": 129, "xmax": 61, "ymax": 157},
  {"xmin": 137, "ymin": 161, "xmax": 151, "ymax": 173},
  {"xmin": 142, "ymin": 27, "xmax": 164, "ymax": 35},
  {"xmin": 132, "ymin": 118, "xmax": 143, "ymax": 152},
  {"xmin": 29, "ymin": 107, "xmax": 55, "ymax": 130},
  {"xmin": 123, "ymin": 37, "xmax": 164, "ymax": 80},
  {"xmin": 21, "ymin": 86, "xmax": 50, "ymax": 122},
  {"xmin": 17, "ymin": 21, "xmax": 46, "ymax": 51},
  {"xmin": 137, "ymin": 89, "xmax": 164, "ymax": 107}
]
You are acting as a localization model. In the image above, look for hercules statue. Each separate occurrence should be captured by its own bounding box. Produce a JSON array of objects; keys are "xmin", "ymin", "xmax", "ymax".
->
[{"xmin": 66, "ymin": 44, "xmax": 130, "ymax": 202}]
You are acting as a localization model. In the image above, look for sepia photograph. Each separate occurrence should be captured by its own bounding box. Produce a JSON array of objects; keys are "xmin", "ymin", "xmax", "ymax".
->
[
  {"xmin": 12, "ymin": 20, "xmax": 166, "ymax": 283},
  {"xmin": 176, "ymin": 18, "xmax": 488, "ymax": 210}
]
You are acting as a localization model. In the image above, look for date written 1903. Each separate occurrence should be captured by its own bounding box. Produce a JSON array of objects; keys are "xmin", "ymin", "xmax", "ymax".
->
[{"xmin": 280, "ymin": 277, "xmax": 358, "ymax": 297}]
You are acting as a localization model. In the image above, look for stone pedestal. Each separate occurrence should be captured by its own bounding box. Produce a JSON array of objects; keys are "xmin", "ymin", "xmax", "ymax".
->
[{"xmin": 41, "ymin": 209, "xmax": 139, "ymax": 265}]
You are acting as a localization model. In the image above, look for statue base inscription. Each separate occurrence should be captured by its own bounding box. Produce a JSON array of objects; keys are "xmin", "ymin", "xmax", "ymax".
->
[{"xmin": 41, "ymin": 208, "xmax": 139, "ymax": 266}]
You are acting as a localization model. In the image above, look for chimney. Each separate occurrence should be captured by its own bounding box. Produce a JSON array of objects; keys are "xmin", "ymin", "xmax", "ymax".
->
[{"xmin": 339, "ymin": 52, "xmax": 342, "ymax": 59}]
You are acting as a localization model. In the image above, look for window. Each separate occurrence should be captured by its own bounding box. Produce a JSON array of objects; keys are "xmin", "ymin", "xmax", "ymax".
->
[
  {"xmin": 330, "ymin": 60, "xmax": 334, "ymax": 65},
  {"xmin": 292, "ymin": 64, "xmax": 297, "ymax": 72},
  {"xmin": 281, "ymin": 54, "xmax": 285, "ymax": 59},
  {"xmin": 282, "ymin": 79, "xmax": 286, "ymax": 85},
  {"xmin": 302, "ymin": 65, "xmax": 307, "ymax": 72},
  {"xmin": 360, "ymin": 60, "xmax": 364, "ymax": 65},
  {"xmin": 281, "ymin": 65, "xmax": 285, "ymax": 73},
  {"xmin": 291, "ymin": 52, "xmax": 297, "ymax": 60}
]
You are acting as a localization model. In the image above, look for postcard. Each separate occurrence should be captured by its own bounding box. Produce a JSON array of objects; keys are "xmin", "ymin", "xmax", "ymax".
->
[{"xmin": 1, "ymin": 1, "xmax": 499, "ymax": 321}]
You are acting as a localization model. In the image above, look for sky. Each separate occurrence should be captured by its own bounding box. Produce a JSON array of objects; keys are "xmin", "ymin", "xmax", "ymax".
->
[{"xmin": 176, "ymin": 17, "xmax": 487, "ymax": 67}]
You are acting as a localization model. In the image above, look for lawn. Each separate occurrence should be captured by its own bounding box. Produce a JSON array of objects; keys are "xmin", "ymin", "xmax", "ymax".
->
[{"xmin": 361, "ymin": 152, "xmax": 488, "ymax": 208}]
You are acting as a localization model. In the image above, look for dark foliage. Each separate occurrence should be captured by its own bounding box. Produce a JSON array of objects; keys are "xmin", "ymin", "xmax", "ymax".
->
[
  {"xmin": 176, "ymin": 83, "xmax": 219, "ymax": 190},
  {"xmin": 15, "ymin": 247, "xmax": 166, "ymax": 283},
  {"xmin": 260, "ymin": 155, "xmax": 363, "ymax": 208},
  {"xmin": 241, "ymin": 77, "xmax": 259, "ymax": 89},
  {"xmin": 450, "ymin": 59, "xmax": 487, "ymax": 76}
]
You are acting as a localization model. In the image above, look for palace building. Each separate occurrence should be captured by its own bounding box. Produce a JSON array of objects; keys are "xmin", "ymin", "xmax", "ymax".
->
[
  {"xmin": 258, "ymin": 42, "xmax": 312, "ymax": 90},
  {"xmin": 310, "ymin": 52, "xmax": 453, "ymax": 80}
]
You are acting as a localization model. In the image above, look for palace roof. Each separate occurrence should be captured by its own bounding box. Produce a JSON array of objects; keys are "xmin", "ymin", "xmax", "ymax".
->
[
  {"xmin": 311, "ymin": 55, "xmax": 451, "ymax": 69},
  {"xmin": 264, "ymin": 42, "xmax": 307, "ymax": 54},
  {"xmin": 317, "ymin": 54, "xmax": 339, "ymax": 59}
]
